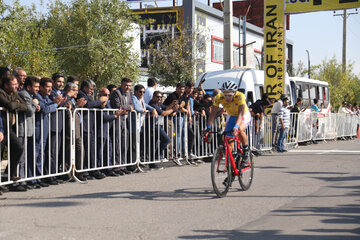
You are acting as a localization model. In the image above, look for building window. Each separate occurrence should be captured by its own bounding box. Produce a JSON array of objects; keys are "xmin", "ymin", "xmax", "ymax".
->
[{"xmin": 213, "ymin": 39, "xmax": 223, "ymax": 62}]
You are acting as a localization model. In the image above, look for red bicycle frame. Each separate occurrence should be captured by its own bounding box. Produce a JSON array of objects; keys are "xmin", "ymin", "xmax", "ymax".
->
[{"xmin": 218, "ymin": 134, "xmax": 244, "ymax": 176}]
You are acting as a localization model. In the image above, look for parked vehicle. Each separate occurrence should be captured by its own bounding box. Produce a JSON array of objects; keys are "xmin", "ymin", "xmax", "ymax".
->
[{"xmin": 195, "ymin": 67, "xmax": 330, "ymax": 113}]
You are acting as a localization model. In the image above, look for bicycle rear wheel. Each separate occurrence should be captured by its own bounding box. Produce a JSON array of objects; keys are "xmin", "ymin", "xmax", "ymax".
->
[
  {"xmin": 211, "ymin": 146, "xmax": 231, "ymax": 198},
  {"xmin": 238, "ymin": 152, "xmax": 254, "ymax": 191}
]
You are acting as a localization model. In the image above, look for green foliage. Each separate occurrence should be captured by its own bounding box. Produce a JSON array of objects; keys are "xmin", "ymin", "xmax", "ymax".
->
[
  {"xmin": 0, "ymin": 0, "xmax": 140, "ymax": 86},
  {"xmin": 311, "ymin": 57, "xmax": 360, "ymax": 110},
  {"xmin": 148, "ymin": 29, "xmax": 206, "ymax": 87},
  {"xmin": 47, "ymin": 0, "xmax": 140, "ymax": 87},
  {"xmin": 0, "ymin": 0, "xmax": 58, "ymax": 76}
]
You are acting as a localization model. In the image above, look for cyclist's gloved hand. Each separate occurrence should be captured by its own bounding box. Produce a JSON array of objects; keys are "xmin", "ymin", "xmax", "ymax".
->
[
  {"xmin": 204, "ymin": 124, "xmax": 212, "ymax": 133},
  {"xmin": 203, "ymin": 125, "xmax": 212, "ymax": 144},
  {"xmin": 232, "ymin": 124, "xmax": 240, "ymax": 136}
]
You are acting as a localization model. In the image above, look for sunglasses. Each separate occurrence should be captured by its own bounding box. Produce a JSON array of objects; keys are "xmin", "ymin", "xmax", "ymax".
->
[
  {"xmin": 138, "ymin": 91, "xmax": 145, "ymax": 94},
  {"xmin": 156, "ymin": 95, "xmax": 162, "ymax": 98}
]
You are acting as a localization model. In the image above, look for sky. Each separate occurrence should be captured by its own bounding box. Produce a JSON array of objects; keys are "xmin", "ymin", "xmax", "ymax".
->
[{"xmin": 3, "ymin": 0, "xmax": 360, "ymax": 77}]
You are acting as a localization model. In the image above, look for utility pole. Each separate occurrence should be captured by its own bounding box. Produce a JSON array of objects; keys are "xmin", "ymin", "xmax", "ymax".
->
[
  {"xmin": 342, "ymin": 9, "xmax": 346, "ymax": 73},
  {"xmin": 306, "ymin": 50, "xmax": 310, "ymax": 79},
  {"xmin": 334, "ymin": 9, "xmax": 358, "ymax": 73},
  {"xmin": 242, "ymin": 15, "xmax": 246, "ymax": 67},
  {"xmin": 223, "ymin": 0, "xmax": 233, "ymax": 70}
]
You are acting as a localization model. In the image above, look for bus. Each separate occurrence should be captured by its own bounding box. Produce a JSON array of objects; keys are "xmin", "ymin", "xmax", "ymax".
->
[{"xmin": 289, "ymin": 77, "xmax": 330, "ymax": 113}]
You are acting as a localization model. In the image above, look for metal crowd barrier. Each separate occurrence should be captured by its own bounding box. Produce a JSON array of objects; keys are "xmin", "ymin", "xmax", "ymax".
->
[
  {"xmin": 72, "ymin": 108, "xmax": 138, "ymax": 174},
  {"xmin": 297, "ymin": 112, "xmax": 313, "ymax": 143},
  {"xmin": 0, "ymin": 107, "xmax": 70, "ymax": 186},
  {"xmin": 284, "ymin": 113, "xmax": 299, "ymax": 149},
  {"xmin": 2, "ymin": 104, "xmax": 360, "ymax": 188}
]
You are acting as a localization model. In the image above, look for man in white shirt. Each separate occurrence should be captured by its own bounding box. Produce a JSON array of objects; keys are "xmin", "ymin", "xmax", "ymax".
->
[
  {"xmin": 144, "ymin": 78, "xmax": 157, "ymax": 104},
  {"xmin": 271, "ymin": 94, "xmax": 287, "ymax": 148}
]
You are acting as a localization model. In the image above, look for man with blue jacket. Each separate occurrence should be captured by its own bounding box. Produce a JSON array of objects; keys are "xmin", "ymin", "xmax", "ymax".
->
[{"xmin": 34, "ymin": 78, "xmax": 64, "ymax": 185}]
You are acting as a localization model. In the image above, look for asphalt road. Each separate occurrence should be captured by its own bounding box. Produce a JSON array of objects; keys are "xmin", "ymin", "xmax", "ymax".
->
[{"xmin": 0, "ymin": 139, "xmax": 359, "ymax": 240}]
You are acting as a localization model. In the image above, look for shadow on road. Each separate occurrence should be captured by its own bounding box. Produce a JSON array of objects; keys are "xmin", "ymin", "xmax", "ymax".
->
[
  {"xmin": 179, "ymin": 202, "xmax": 360, "ymax": 239},
  {"xmin": 178, "ymin": 229, "xmax": 360, "ymax": 240}
]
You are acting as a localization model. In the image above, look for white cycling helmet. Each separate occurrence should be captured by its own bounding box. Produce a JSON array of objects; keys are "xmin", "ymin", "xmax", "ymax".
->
[{"xmin": 221, "ymin": 81, "xmax": 237, "ymax": 91}]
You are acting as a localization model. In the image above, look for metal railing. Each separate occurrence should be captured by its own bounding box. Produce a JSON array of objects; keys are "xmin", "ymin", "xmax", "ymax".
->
[{"xmin": 1, "ymin": 105, "xmax": 359, "ymax": 187}]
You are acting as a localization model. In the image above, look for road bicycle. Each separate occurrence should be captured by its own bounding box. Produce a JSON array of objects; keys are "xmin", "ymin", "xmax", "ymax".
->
[{"xmin": 205, "ymin": 131, "xmax": 254, "ymax": 198}]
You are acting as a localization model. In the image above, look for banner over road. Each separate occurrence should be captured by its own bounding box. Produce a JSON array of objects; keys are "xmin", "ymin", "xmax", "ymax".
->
[
  {"xmin": 127, "ymin": 0, "xmax": 167, "ymax": 2},
  {"xmin": 285, "ymin": 0, "xmax": 360, "ymax": 14},
  {"xmin": 264, "ymin": 0, "xmax": 286, "ymax": 101}
]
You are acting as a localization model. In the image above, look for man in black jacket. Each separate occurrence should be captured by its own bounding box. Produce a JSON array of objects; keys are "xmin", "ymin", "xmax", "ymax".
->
[
  {"xmin": 0, "ymin": 76, "xmax": 28, "ymax": 191},
  {"xmin": 77, "ymin": 79, "xmax": 107, "ymax": 180}
]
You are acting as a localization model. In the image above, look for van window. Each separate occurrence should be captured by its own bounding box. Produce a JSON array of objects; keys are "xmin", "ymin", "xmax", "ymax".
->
[
  {"xmin": 247, "ymin": 91, "xmax": 254, "ymax": 106},
  {"xmin": 255, "ymin": 85, "xmax": 264, "ymax": 101}
]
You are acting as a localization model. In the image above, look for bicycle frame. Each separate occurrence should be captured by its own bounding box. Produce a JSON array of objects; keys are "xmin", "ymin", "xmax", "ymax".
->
[{"xmin": 218, "ymin": 132, "xmax": 244, "ymax": 177}]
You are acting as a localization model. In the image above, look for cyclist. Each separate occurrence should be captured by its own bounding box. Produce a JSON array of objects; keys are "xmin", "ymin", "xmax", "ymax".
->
[{"xmin": 205, "ymin": 80, "xmax": 251, "ymax": 167}]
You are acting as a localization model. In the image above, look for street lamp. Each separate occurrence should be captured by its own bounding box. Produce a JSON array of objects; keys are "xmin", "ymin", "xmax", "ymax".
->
[{"xmin": 306, "ymin": 50, "xmax": 310, "ymax": 79}]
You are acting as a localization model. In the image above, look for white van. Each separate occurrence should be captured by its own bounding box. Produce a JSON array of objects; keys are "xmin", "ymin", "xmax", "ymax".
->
[{"xmin": 195, "ymin": 67, "xmax": 294, "ymax": 106}]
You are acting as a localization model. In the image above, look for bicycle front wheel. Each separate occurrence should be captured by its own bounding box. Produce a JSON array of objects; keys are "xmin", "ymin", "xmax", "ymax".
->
[
  {"xmin": 238, "ymin": 152, "xmax": 254, "ymax": 191},
  {"xmin": 211, "ymin": 146, "xmax": 231, "ymax": 198}
]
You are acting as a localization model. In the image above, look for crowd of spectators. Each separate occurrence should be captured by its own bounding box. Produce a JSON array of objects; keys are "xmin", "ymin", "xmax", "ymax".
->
[
  {"xmin": 0, "ymin": 68, "xmax": 214, "ymax": 195},
  {"xmin": 0, "ymin": 66, "xmax": 359, "ymax": 196}
]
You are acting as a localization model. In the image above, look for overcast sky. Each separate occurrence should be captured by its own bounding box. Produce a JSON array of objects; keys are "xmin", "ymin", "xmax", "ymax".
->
[{"xmin": 4, "ymin": 0, "xmax": 360, "ymax": 77}]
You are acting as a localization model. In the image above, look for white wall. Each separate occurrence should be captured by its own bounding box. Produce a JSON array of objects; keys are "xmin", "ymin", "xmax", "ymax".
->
[{"xmin": 195, "ymin": 9, "xmax": 264, "ymax": 73}]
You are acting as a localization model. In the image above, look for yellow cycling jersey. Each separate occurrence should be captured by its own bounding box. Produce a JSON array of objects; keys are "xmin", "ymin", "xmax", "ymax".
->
[{"xmin": 213, "ymin": 91, "xmax": 249, "ymax": 117}]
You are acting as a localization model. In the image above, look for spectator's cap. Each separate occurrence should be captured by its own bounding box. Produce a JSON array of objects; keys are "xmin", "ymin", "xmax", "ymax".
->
[
  {"xmin": 176, "ymin": 83, "xmax": 185, "ymax": 88},
  {"xmin": 280, "ymin": 94, "xmax": 287, "ymax": 100},
  {"xmin": 342, "ymin": 101, "xmax": 347, "ymax": 105}
]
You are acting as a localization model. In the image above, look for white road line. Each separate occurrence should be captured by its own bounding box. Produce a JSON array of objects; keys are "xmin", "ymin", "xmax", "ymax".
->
[{"xmin": 290, "ymin": 150, "xmax": 360, "ymax": 153}]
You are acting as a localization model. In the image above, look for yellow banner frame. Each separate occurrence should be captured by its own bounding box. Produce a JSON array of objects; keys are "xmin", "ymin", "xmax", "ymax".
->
[
  {"xmin": 285, "ymin": 0, "xmax": 360, "ymax": 14},
  {"xmin": 264, "ymin": 0, "xmax": 286, "ymax": 102}
]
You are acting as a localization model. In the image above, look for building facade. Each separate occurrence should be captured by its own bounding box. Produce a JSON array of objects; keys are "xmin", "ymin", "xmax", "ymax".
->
[{"xmin": 132, "ymin": 0, "xmax": 293, "ymax": 79}]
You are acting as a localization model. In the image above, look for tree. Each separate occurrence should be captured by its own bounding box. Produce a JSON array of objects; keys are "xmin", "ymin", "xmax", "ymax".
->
[
  {"xmin": 0, "ymin": 0, "xmax": 57, "ymax": 76},
  {"xmin": 147, "ymin": 28, "xmax": 206, "ymax": 86},
  {"xmin": 291, "ymin": 60, "xmax": 307, "ymax": 77},
  {"xmin": 312, "ymin": 57, "xmax": 360, "ymax": 110},
  {"xmin": 47, "ymin": 0, "xmax": 140, "ymax": 87}
]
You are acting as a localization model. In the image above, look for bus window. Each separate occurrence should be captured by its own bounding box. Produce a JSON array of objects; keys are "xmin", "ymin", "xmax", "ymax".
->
[
  {"xmin": 286, "ymin": 86, "xmax": 292, "ymax": 105},
  {"xmin": 316, "ymin": 86, "xmax": 320, "ymax": 100},
  {"xmin": 302, "ymin": 84, "xmax": 310, "ymax": 106},
  {"xmin": 296, "ymin": 84, "xmax": 302, "ymax": 98},
  {"xmin": 309, "ymin": 85, "xmax": 316, "ymax": 100},
  {"xmin": 290, "ymin": 81, "xmax": 296, "ymax": 103},
  {"xmin": 323, "ymin": 87, "xmax": 329, "ymax": 107},
  {"xmin": 247, "ymin": 91, "xmax": 254, "ymax": 106}
]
